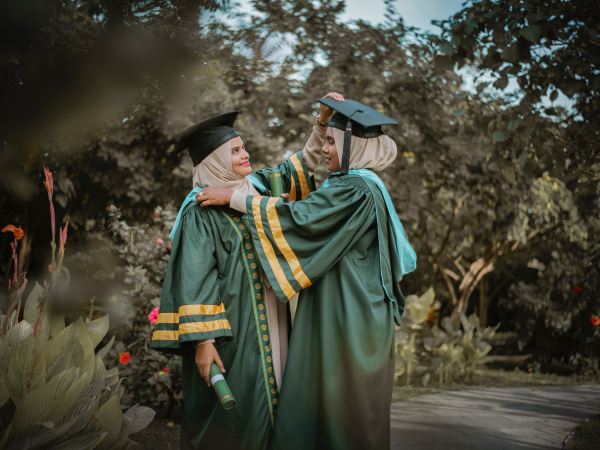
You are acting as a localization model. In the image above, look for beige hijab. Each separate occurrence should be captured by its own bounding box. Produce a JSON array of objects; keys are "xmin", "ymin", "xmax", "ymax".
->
[
  {"xmin": 332, "ymin": 128, "xmax": 397, "ymax": 171},
  {"xmin": 193, "ymin": 139, "xmax": 259, "ymax": 196}
]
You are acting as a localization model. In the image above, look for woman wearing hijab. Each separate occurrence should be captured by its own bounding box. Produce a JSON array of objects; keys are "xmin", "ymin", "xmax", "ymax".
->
[
  {"xmin": 150, "ymin": 93, "xmax": 342, "ymax": 450},
  {"xmin": 197, "ymin": 98, "xmax": 417, "ymax": 450}
]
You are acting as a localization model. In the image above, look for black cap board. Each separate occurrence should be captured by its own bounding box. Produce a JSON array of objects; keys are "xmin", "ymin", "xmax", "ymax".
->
[
  {"xmin": 316, "ymin": 99, "xmax": 397, "ymax": 174},
  {"xmin": 176, "ymin": 111, "xmax": 240, "ymax": 166}
]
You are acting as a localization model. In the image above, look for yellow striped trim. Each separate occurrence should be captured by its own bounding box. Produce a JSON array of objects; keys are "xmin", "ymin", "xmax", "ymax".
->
[
  {"xmin": 290, "ymin": 176, "xmax": 297, "ymax": 201},
  {"xmin": 290, "ymin": 153, "xmax": 310, "ymax": 200},
  {"xmin": 152, "ymin": 330, "xmax": 178, "ymax": 341},
  {"xmin": 252, "ymin": 197, "xmax": 296, "ymax": 300},
  {"xmin": 266, "ymin": 197, "xmax": 312, "ymax": 289},
  {"xmin": 151, "ymin": 319, "xmax": 232, "ymax": 341},
  {"xmin": 156, "ymin": 303, "xmax": 226, "ymax": 324}
]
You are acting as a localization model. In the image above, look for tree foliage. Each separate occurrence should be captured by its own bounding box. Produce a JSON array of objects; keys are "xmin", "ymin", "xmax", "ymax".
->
[{"xmin": 1, "ymin": 0, "xmax": 598, "ymax": 389}]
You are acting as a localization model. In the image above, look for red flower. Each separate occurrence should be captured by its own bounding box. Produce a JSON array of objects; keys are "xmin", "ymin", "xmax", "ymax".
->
[
  {"xmin": 156, "ymin": 238, "xmax": 164, "ymax": 244},
  {"xmin": 119, "ymin": 352, "xmax": 131, "ymax": 364},
  {"xmin": 591, "ymin": 316, "xmax": 599, "ymax": 327},
  {"xmin": 164, "ymin": 368, "xmax": 169, "ymax": 373},
  {"xmin": 43, "ymin": 167, "xmax": 53, "ymax": 197},
  {"xmin": 152, "ymin": 372, "xmax": 155, "ymax": 375},
  {"xmin": 106, "ymin": 206, "xmax": 109, "ymax": 210},
  {"xmin": 59, "ymin": 222, "xmax": 69, "ymax": 250},
  {"xmin": 167, "ymin": 244, "xmax": 172, "ymax": 251},
  {"xmin": 154, "ymin": 213, "xmax": 159, "ymax": 218},
  {"xmin": 573, "ymin": 286, "xmax": 582, "ymax": 295},
  {"xmin": 2, "ymin": 225, "xmax": 25, "ymax": 240},
  {"xmin": 48, "ymin": 264, "xmax": 53, "ymax": 273}
]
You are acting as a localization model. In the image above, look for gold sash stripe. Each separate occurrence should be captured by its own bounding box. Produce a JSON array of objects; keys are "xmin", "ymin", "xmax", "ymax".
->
[
  {"xmin": 156, "ymin": 303, "xmax": 226, "ymax": 324},
  {"xmin": 152, "ymin": 319, "xmax": 231, "ymax": 341},
  {"xmin": 289, "ymin": 153, "xmax": 310, "ymax": 200},
  {"xmin": 251, "ymin": 197, "xmax": 296, "ymax": 300},
  {"xmin": 290, "ymin": 176, "xmax": 297, "ymax": 201},
  {"xmin": 265, "ymin": 197, "xmax": 312, "ymax": 289}
]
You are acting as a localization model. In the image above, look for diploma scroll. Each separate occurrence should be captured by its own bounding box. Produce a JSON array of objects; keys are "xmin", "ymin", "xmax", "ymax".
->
[
  {"xmin": 210, "ymin": 363, "xmax": 236, "ymax": 410},
  {"xmin": 269, "ymin": 169, "xmax": 284, "ymax": 198}
]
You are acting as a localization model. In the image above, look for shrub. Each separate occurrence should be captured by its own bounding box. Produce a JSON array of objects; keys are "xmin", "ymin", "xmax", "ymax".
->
[
  {"xmin": 396, "ymin": 287, "xmax": 499, "ymax": 386},
  {"xmin": 0, "ymin": 166, "xmax": 155, "ymax": 449}
]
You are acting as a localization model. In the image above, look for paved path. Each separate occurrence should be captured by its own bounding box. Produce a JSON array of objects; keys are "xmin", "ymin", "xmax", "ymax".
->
[{"xmin": 390, "ymin": 385, "xmax": 600, "ymax": 450}]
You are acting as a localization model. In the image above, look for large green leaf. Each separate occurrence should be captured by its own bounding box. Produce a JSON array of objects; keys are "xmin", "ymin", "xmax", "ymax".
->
[
  {"xmin": 111, "ymin": 415, "xmax": 132, "ymax": 450},
  {"xmin": 85, "ymin": 317, "xmax": 110, "ymax": 349},
  {"xmin": 70, "ymin": 319, "xmax": 95, "ymax": 377},
  {"xmin": 10, "ymin": 367, "xmax": 77, "ymax": 433},
  {"xmin": 39, "ymin": 322, "xmax": 76, "ymax": 383},
  {"xmin": 46, "ymin": 369, "xmax": 93, "ymax": 426},
  {"xmin": 6, "ymin": 334, "xmax": 46, "ymax": 407},
  {"xmin": 91, "ymin": 395, "xmax": 122, "ymax": 450},
  {"xmin": 123, "ymin": 405, "xmax": 155, "ymax": 434},
  {"xmin": 23, "ymin": 283, "xmax": 43, "ymax": 326},
  {"xmin": 60, "ymin": 395, "xmax": 98, "ymax": 440},
  {"xmin": 51, "ymin": 432, "xmax": 108, "ymax": 450},
  {"xmin": 95, "ymin": 335, "xmax": 115, "ymax": 362},
  {"xmin": 93, "ymin": 355, "xmax": 106, "ymax": 382},
  {"xmin": 6, "ymin": 415, "xmax": 80, "ymax": 450},
  {"xmin": 0, "ymin": 321, "xmax": 33, "ymax": 407},
  {"xmin": 47, "ymin": 308, "xmax": 66, "ymax": 339}
]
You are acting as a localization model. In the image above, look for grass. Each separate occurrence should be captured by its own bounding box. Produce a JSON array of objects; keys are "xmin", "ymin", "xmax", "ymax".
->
[
  {"xmin": 392, "ymin": 368, "xmax": 596, "ymax": 403},
  {"xmin": 572, "ymin": 414, "xmax": 600, "ymax": 450}
]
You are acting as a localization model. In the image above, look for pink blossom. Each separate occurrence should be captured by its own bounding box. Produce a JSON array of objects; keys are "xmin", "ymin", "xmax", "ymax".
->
[
  {"xmin": 148, "ymin": 307, "xmax": 159, "ymax": 324},
  {"xmin": 156, "ymin": 238, "xmax": 164, "ymax": 244}
]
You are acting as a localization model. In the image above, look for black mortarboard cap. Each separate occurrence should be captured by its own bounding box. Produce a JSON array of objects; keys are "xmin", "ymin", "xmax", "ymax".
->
[
  {"xmin": 176, "ymin": 111, "xmax": 240, "ymax": 166},
  {"xmin": 317, "ymin": 98, "xmax": 398, "ymax": 174}
]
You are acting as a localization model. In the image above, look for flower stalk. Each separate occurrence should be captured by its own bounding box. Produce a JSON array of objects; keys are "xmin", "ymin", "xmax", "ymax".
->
[
  {"xmin": 55, "ymin": 222, "xmax": 69, "ymax": 277},
  {"xmin": 43, "ymin": 167, "xmax": 56, "ymax": 281},
  {"xmin": 2, "ymin": 224, "xmax": 26, "ymax": 333}
]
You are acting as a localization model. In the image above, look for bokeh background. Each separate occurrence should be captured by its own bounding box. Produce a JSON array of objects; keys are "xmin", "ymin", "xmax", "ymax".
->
[{"xmin": 1, "ymin": 0, "xmax": 598, "ymax": 420}]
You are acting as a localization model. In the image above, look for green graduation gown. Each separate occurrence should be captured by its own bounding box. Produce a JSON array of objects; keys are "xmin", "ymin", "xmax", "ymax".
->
[
  {"xmin": 150, "ymin": 151, "xmax": 316, "ymax": 450},
  {"xmin": 240, "ymin": 174, "xmax": 406, "ymax": 450}
]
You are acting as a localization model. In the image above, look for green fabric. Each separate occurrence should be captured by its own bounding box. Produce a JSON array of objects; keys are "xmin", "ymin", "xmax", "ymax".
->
[
  {"xmin": 244, "ymin": 175, "xmax": 405, "ymax": 450},
  {"xmin": 150, "ymin": 203, "xmax": 279, "ymax": 450},
  {"xmin": 250, "ymin": 151, "xmax": 315, "ymax": 201}
]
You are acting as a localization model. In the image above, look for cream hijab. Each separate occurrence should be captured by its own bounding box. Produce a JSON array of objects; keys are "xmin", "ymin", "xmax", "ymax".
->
[
  {"xmin": 193, "ymin": 138, "xmax": 259, "ymax": 196},
  {"xmin": 332, "ymin": 128, "xmax": 397, "ymax": 171}
]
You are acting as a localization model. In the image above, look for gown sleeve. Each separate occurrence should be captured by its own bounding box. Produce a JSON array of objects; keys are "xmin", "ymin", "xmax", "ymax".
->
[
  {"xmin": 251, "ymin": 126, "xmax": 325, "ymax": 201},
  {"xmin": 243, "ymin": 177, "xmax": 377, "ymax": 303},
  {"xmin": 151, "ymin": 204, "xmax": 233, "ymax": 355}
]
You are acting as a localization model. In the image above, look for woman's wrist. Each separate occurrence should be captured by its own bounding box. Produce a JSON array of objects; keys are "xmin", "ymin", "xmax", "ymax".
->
[{"xmin": 315, "ymin": 114, "xmax": 329, "ymax": 130}]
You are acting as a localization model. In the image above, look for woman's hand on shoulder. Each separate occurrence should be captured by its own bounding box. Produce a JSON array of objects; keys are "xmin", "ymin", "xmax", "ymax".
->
[
  {"xmin": 196, "ymin": 187, "xmax": 234, "ymax": 207},
  {"xmin": 195, "ymin": 342, "xmax": 226, "ymax": 386}
]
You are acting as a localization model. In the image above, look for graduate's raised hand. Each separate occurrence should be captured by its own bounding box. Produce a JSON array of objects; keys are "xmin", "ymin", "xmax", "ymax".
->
[
  {"xmin": 196, "ymin": 187, "xmax": 234, "ymax": 207},
  {"xmin": 281, "ymin": 193, "xmax": 291, "ymax": 203},
  {"xmin": 319, "ymin": 92, "xmax": 345, "ymax": 125},
  {"xmin": 195, "ymin": 342, "xmax": 226, "ymax": 386}
]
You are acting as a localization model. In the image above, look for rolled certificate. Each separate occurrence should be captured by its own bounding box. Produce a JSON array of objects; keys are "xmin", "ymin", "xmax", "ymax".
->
[
  {"xmin": 269, "ymin": 169, "xmax": 284, "ymax": 198},
  {"xmin": 210, "ymin": 363, "xmax": 236, "ymax": 409}
]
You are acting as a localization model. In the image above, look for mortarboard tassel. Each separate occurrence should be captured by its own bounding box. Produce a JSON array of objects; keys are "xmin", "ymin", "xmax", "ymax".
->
[{"xmin": 341, "ymin": 119, "xmax": 352, "ymax": 175}]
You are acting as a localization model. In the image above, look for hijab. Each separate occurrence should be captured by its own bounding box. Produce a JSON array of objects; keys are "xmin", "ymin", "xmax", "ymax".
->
[
  {"xmin": 193, "ymin": 138, "xmax": 259, "ymax": 196},
  {"xmin": 332, "ymin": 128, "xmax": 397, "ymax": 171}
]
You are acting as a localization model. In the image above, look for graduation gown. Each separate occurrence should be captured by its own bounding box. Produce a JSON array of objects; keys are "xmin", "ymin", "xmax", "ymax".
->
[
  {"xmin": 236, "ymin": 173, "xmax": 406, "ymax": 450},
  {"xmin": 150, "ymin": 142, "xmax": 322, "ymax": 449}
]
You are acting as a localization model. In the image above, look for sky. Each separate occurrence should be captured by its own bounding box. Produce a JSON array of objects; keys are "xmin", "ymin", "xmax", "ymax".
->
[
  {"xmin": 233, "ymin": 0, "xmax": 572, "ymax": 110},
  {"xmin": 236, "ymin": 0, "xmax": 468, "ymax": 32}
]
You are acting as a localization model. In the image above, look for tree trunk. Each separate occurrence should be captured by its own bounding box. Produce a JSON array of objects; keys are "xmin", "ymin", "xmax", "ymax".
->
[{"xmin": 479, "ymin": 275, "xmax": 489, "ymax": 328}]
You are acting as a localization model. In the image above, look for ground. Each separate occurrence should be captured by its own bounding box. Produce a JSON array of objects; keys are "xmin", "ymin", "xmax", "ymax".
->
[
  {"xmin": 131, "ymin": 369, "xmax": 599, "ymax": 449},
  {"xmin": 572, "ymin": 413, "xmax": 600, "ymax": 450}
]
